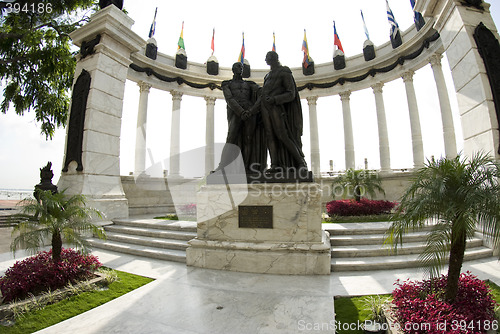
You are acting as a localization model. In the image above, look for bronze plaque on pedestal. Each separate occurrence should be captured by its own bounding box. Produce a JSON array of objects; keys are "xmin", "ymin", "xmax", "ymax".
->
[{"xmin": 238, "ymin": 206, "xmax": 273, "ymax": 228}]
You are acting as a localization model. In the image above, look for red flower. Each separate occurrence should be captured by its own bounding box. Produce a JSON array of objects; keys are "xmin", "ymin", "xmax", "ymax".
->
[{"xmin": 0, "ymin": 248, "xmax": 101, "ymax": 302}]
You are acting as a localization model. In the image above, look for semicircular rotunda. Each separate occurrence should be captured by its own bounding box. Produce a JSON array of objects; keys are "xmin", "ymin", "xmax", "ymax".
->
[{"xmin": 58, "ymin": 0, "xmax": 500, "ymax": 220}]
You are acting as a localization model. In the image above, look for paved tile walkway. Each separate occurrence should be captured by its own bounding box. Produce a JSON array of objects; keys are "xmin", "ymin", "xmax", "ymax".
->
[
  {"xmin": 0, "ymin": 210, "xmax": 498, "ymax": 333},
  {"xmin": 0, "ymin": 247, "xmax": 497, "ymax": 334}
]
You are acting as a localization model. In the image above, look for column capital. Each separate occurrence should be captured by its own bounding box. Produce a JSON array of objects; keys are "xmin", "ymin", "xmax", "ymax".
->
[
  {"xmin": 371, "ymin": 82, "xmax": 384, "ymax": 94},
  {"xmin": 402, "ymin": 71, "xmax": 415, "ymax": 83},
  {"xmin": 429, "ymin": 53, "xmax": 443, "ymax": 68},
  {"xmin": 204, "ymin": 96, "xmax": 217, "ymax": 105},
  {"xmin": 170, "ymin": 90, "xmax": 183, "ymax": 101},
  {"xmin": 138, "ymin": 81, "xmax": 152, "ymax": 93},
  {"xmin": 306, "ymin": 96, "xmax": 318, "ymax": 105},
  {"xmin": 339, "ymin": 90, "xmax": 351, "ymax": 101}
]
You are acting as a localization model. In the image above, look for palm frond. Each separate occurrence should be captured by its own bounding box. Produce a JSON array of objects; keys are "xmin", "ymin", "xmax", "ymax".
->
[
  {"xmin": 11, "ymin": 227, "xmax": 51, "ymax": 256},
  {"xmin": 9, "ymin": 189, "xmax": 105, "ymax": 260},
  {"xmin": 384, "ymin": 152, "xmax": 500, "ymax": 301},
  {"xmin": 418, "ymin": 222, "xmax": 451, "ymax": 278}
]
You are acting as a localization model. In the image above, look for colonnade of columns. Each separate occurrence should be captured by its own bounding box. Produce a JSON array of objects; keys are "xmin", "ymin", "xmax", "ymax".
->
[{"xmin": 132, "ymin": 53, "xmax": 458, "ymax": 177}]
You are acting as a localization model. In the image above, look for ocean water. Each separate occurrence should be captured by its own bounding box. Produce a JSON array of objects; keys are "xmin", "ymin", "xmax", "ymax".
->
[{"xmin": 0, "ymin": 189, "xmax": 33, "ymax": 200}]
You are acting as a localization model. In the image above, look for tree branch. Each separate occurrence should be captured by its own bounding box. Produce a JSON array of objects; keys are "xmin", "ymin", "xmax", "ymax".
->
[
  {"xmin": 0, "ymin": 55, "xmax": 27, "ymax": 66},
  {"xmin": 0, "ymin": 32, "xmax": 23, "ymax": 40}
]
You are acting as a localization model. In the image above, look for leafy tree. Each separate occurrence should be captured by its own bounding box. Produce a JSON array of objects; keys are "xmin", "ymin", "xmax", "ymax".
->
[
  {"xmin": 11, "ymin": 189, "xmax": 106, "ymax": 262},
  {"xmin": 331, "ymin": 168, "xmax": 385, "ymax": 202},
  {"xmin": 385, "ymin": 153, "xmax": 500, "ymax": 303},
  {"xmin": 0, "ymin": 0, "xmax": 97, "ymax": 139}
]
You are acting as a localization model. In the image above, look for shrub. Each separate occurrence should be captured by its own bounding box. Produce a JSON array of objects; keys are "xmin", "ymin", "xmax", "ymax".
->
[
  {"xmin": 392, "ymin": 272, "xmax": 497, "ymax": 333},
  {"xmin": 0, "ymin": 248, "xmax": 101, "ymax": 303},
  {"xmin": 326, "ymin": 198, "xmax": 397, "ymax": 217}
]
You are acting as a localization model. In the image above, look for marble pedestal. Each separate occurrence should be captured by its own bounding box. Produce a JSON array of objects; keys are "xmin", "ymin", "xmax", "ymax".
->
[{"xmin": 186, "ymin": 183, "xmax": 331, "ymax": 275}]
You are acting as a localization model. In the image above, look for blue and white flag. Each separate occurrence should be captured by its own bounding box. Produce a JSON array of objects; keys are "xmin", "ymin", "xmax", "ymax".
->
[
  {"xmin": 410, "ymin": 0, "xmax": 425, "ymax": 30},
  {"xmin": 148, "ymin": 7, "xmax": 157, "ymax": 38},
  {"xmin": 360, "ymin": 9, "xmax": 370, "ymax": 40},
  {"xmin": 386, "ymin": 0, "xmax": 400, "ymax": 39}
]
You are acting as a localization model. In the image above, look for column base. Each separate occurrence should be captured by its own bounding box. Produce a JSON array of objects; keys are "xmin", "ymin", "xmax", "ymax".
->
[{"xmin": 187, "ymin": 232, "xmax": 331, "ymax": 275}]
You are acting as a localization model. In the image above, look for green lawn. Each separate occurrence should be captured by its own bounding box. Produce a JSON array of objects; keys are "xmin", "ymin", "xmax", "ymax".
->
[
  {"xmin": 154, "ymin": 214, "xmax": 178, "ymax": 220},
  {"xmin": 1, "ymin": 269, "xmax": 154, "ymax": 334},
  {"xmin": 334, "ymin": 295, "xmax": 391, "ymax": 334}
]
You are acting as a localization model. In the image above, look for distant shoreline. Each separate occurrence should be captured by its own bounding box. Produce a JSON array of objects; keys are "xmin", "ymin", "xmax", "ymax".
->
[{"xmin": 0, "ymin": 189, "xmax": 32, "ymax": 201}]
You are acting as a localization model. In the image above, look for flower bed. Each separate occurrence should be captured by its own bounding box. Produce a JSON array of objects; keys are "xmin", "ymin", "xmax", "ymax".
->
[
  {"xmin": 0, "ymin": 248, "xmax": 101, "ymax": 303},
  {"xmin": 391, "ymin": 272, "xmax": 498, "ymax": 333},
  {"xmin": 326, "ymin": 198, "xmax": 397, "ymax": 217}
]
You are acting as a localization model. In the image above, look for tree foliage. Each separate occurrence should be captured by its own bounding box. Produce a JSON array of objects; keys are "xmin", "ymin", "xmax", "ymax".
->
[
  {"xmin": 385, "ymin": 153, "xmax": 500, "ymax": 303},
  {"xmin": 331, "ymin": 168, "xmax": 385, "ymax": 202},
  {"xmin": 0, "ymin": 0, "xmax": 97, "ymax": 139}
]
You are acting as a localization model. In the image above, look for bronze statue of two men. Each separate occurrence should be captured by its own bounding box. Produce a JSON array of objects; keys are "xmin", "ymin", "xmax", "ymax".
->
[{"xmin": 219, "ymin": 51, "xmax": 308, "ymax": 179}]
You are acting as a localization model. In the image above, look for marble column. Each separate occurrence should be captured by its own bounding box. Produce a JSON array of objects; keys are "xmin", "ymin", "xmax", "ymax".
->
[
  {"xmin": 134, "ymin": 82, "xmax": 152, "ymax": 175},
  {"xmin": 307, "ymin": 96, "xmax": 321, "ymax": 176},
  {"xmin": 58, "ymin": 6, "xmax": 136, "ymax": 219},
  {"xmin": 402, "ymin": 71, "xmax": 424, "ymax": 168},
  {"xmin": 169, "ymin": 91, "xmax": 183, "ymax": 177},
  {"xmin": 340, "ymin": 91, "xmax": 355, "ymax": 170},
  {"xmin": 205, "ymin": 96, "xmax": 216, "ymax": 175},
  {"xmin": 416, "ymin": 0, "xmax": 499, "ymax": 159},
  {"xmin": 429, "ymin": 54, "xmax": 458, "ymax": 159},
  {"xmin": 371, "ymin": 83, "xmax": 391, "ymax": 172}
]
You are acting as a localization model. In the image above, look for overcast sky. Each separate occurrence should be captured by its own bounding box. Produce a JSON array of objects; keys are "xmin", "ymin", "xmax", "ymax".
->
[{"xmin": 1, "ymin": 0, "xmax": 500, "ymax": 190}]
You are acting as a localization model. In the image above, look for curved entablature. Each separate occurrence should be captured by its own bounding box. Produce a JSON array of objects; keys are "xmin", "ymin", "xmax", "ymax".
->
[{"xmin": 127, "ymin": 18, "xmax": 443, "ymax": 99}]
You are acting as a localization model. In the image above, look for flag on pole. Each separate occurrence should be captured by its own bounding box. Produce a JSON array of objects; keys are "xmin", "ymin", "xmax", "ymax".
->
[
  {"xmin": 302, "ymin": 29, "xmax": 312, "ymax": 68},
  {"xmin": 386, "ymin": 0, "xmax": 400, "ymax": 39},
  {"xmin": 409, "ymin": 0, "xmax": 425, "ymax": 30},
  {"xmin": 178, "ymin": 21, "xmax": 185, "ymax": 50},
  {"xmin": 238, "ymin": 32, "xmax": 245, "ymax": 64},
  {"xmin": 360, "ymin": 10, "xmax": 370, "ymax": 40},
  {"xmin": 272, "ymin": 32, "xmax": 276, "ymax": 52},
  {"xmin": 148, "ymin": 7, "xmax": 157, "ymax": 38},
  {"xmin": 333, "ymin": 21, "xmax": 344, "ymax": 53},
  {"xmin": 211, "ymin": 28, "xmax": 215, "ymax": 55}
]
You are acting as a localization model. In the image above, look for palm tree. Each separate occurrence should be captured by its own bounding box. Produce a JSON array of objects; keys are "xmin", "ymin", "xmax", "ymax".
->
[
  {"xmin": 332, "ymin": 168, "xmax": 385, "ymax": 202},
  {"xmin": 385, "ymin": 153, "xmax": 500, "ymax": 303},
  {"xmin": 11, "ymin": 189, "xmax": 106, "ymax": 263}
]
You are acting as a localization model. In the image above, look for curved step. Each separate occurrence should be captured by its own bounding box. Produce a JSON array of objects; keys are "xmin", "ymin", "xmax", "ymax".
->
[
  {"xmin": 104, "ymin": 225, "xmax": 196, "ymax": 241},
  {"xmin": 112, "ymin": 218, "xmax": 197, "ymax": 233},
  {"xmin": 331, "ymin": 247, "xmax": 493, "ymax": 271},
  {"xmin": 331, "ymin": 231, "xmax": 431, "ymax": 246},
  {"xmin": 331, "ymin": 238, "xmax": 484, "ymax": 257},
  {"xmin": 324, "ymin": 222, "xmax": 435, "ymax": 236},
  {"xmin": 105, "ymin": 232, "xmax": 190, "ymax": 251},
  {"xmin": 88, "ymin": 238, "xmax": 186, "ymax": 263}
]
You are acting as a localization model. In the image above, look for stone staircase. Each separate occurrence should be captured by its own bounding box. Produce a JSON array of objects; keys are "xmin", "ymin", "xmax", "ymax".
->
[
  {"xmin": 87, "ymin": 218, "xmax": 197, "ymax": 263},
  {"xmin": 88, "ymin": 218, "xmax": 495, "ymax": 273},
  {"xmin": 0, "ymin": 209, "xmax": 21, "ymax": 226},
  {"xmin": 325, "ymin": 222, "xmax": 494, "ymax": 272}
]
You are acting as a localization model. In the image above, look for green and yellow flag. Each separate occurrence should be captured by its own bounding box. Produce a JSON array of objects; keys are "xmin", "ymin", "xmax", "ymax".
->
[{"xmin": 178, "ymin": 21, "xmax": 185, "ymax": 50}]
